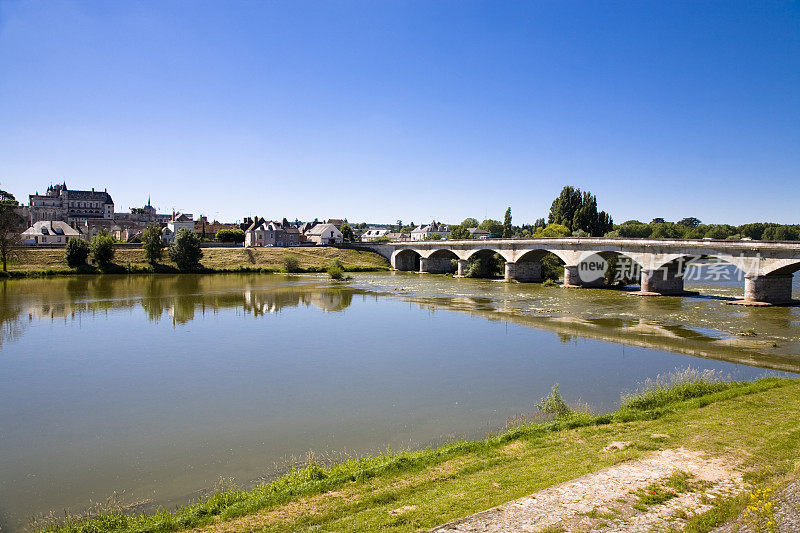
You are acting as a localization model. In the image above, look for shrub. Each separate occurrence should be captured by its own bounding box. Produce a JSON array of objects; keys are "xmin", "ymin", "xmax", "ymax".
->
[
  {"xmin": 536, "ymin": 384, "xmax": 572, "ymax": 418},
  {"xmin": 90, "ymin": 232, "xmax": 115, "ymax": 268},
  {"xmin": 64, "ymin": 237, "xmax": 90, "ymax": 267},
  {"xmin": 216, "ymin": 228, "xmax": 245, "ymax": 243},
  {"xmin": 283, "ymin": 255, "xmax": 301, "ymax": 273},
  {"xmin": 141, "ymin": 223, "xmax": 164, "ymax": 264},
  {"xmin": 169, "ymin": 228, "xmax": 204, "ymax": 271},
  {"xmin": 327, "ymin": 259, "xmax": 344, "ymax": 280}
]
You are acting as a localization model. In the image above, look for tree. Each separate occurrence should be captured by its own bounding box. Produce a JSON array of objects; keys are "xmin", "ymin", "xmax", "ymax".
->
[
  {"xmin": 548, "ymin": 186, "xmax": 613, "ymax": 236},
  {"xmin": 90, "ymin": 231, "xmax": 115, "ymax": 268},
  {"xmin": 449, "ymin": 225, "xmax": 470, "ymax": 240},
  {"xmin": 340, "ymin": 223, "xmax": 355, "ymax": 242},
  {"xmin": 502, "ymin": 207, "xmax": 513, "ymax": 238},
  {"xmin": 534, "ymin": 218, "xmax": 546, "ymax": 230},
  {"xmin": 0, "ymin": 189, "xmax": 24, "ymax": 271},
  {"xmin": 535, "ymin": 224, "xmax": 571, "ymax": 237},
  {"xmin": 215, "ymin": 228, "xmax": 245, "ymax": 243},
  {"xmin": 461, "ymin": 217, "xmax": 479, "ymax": 229},
  {"xmin": 479, "ymin": 219, "xmax": 503, "ymax": 236},
  {"xmin": 677, "ymin": 217, "xmax": 702, "ymax": 228},
  {"xmin": 651, "ymin": 218, "xmax": 666, "ymax": 224},
  {"xmin": 169, "ymin": 228, "xmax": 204, "ymax": 271},
  {"xmin": 142, "ymin": 223, "xmax": 164, "ymax": 264},
  {"xmin": 64, "ymin": 237, "xmax": 90, "ymax": 267}
]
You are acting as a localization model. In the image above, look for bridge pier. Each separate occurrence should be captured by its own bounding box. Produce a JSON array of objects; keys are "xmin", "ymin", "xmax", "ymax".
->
[
  {"xmin": 740, "ymin": 275, "xmax": 794, "ymax": 305},
  {"xmin": 419, "ymin": 256, "xmax": 454, "ymax": 274},
  {"xmin": 563, "ymin": 265, "xmax": 581, "ymax": 287},
  {"xmin": 456, "ymin": 259, "xmax": 467, "ymax": 277},
  {"xmin": 640, "ymin": 267, "xmax": 686, "ymax": 295},
  {"xmin": 504, "ymin": 262, "xmax": 515, "ymax": 281},
  {"xmin": 504, "ymin": 261, "xmax": 543, "ymax": 282}
]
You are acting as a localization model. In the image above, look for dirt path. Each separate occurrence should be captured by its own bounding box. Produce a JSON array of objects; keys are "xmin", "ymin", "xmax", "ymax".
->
[{"xmin": 430, "ymin": 448, "xmax": 744, "ymax": 532}]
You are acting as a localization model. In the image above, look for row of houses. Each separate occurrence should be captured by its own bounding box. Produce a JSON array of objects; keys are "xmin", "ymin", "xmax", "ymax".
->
[
  {"xmin": 21, "ymin": 212, "xmax": 197, "ymax": 245},
  {"xmin": 243, "ymin": 219, "xmax": 343, "ymax": 247}
]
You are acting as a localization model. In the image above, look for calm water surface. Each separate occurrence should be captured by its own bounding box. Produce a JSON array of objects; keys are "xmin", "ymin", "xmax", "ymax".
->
[{"xmin": 0, "ymin": 272, "xmax": 798, "ymax": 529}]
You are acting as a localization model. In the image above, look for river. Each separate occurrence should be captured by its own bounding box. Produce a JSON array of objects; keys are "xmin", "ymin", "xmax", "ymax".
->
[{"xmin": 0, "ymin": 271, "xmax": 797, "ymax": 530}]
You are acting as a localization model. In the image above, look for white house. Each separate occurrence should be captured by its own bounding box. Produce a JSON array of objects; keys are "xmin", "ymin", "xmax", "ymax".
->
[
  {"xmin": 162, "ymin": 213, "xmax": 194, "ymax": 244},
  {"xmin": 360, "ymin": 228, "xmax": 390, "ymax": 242},
  {"xmin": 411, "ymin": 221, "xmax": 450, "ymax": 241},
  {"xmin": 21, "ymin": 220, "xmax": 84, "ymax": 245},
  {"xmin": 304, "ymin": 223, "xmax": 343, "ymax": 245}
]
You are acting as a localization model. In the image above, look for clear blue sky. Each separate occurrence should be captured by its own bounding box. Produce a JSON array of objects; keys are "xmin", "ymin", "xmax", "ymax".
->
[{"xmin": 1, "ymin": 1, "xmax": 798, "ymax": 225}]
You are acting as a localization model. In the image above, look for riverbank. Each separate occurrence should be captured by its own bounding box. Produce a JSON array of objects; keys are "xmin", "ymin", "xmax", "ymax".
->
[
  {"xmin": 2, "ymin": 246, "xmax": 389, "ymax": 277},
  {"xmin": 40, "ymin": 373, "xmax": 800, "ymax": 532}
]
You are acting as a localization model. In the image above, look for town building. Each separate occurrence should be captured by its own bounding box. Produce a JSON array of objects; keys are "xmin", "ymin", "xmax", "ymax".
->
[
  {"xmin": 114, "ymin": 198, "xmax": 172, "ymax": 224},
  {"xmin": 466, "ymin": 227, "xmax": 491, "ymax": 239},
  {"xmin": 28, "ymin": 183, "xmax": 114, "ymax": 225},
  {"xmin": 360, "ymin": 228, "xmax": 391, "ymax": 242},
  {"xmin": 411, "ymin": 221, "xmax": 450, "ymax": 241},
  {"xmin": 244, "ymin": 218, "xmax": 301, "ymax": 247},
  {"xmin": 304, "ymin": 223, "xmax": 343, "ymax": 245},
  {"xmin": 162, "ymin": 213, "xmax": 195, "ymax": 244},
  {"xmin": 21, "ymin": 220, "xmax": 84, "ymax": 245},
  {"xmin": 194, "ymin": 216, "xmax": 240, "ymax": 239}
]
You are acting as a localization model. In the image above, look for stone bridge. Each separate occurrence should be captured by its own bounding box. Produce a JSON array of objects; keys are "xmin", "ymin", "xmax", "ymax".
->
[{"xmin": 357, "ymin": 238, "xmax": 800, "ymax": 305}]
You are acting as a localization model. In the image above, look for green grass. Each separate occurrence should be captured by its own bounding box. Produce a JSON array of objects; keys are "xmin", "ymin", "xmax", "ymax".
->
[
  {"xmin": 35, "ymin": 374, "xmax": 800, "ymax": 533},
  {"xmin": 4, "ymin": 246, "xmax": 389, "ymax": 277}
]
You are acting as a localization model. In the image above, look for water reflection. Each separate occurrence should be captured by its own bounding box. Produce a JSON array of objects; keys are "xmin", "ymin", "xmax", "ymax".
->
[{"xmin": 2, "ymin": 275, "xmax": 355, "ymax": 328}]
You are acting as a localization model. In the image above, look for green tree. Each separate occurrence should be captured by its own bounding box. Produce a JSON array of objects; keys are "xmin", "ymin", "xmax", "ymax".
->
[
  {"xmin": 533, "ymin": 218, "xmax": 546, "ymax": 230},
  {"xmin": 215, "ymin": 228, "xmax": 245, "ymax": 243},
  {"xmin": 535, "ymin": 224, "xmax": 571, "ymax": 237},
  {"xmin": 449, "ymin": 225, "xmax": 470, "ymax": 240},
  {"xmin": 340, "ymin": 223, "xmax": 355, "ymax": 242},
  {"xmin": 90, "ymin": 231, "xmax": 115, "ymax": 268},
  {"xmin": 461, "ymin": 217, "xmax": 479, "ymax": 229},
  {"xmin": 142, "ymin": 223, "xmax": 164, "ymax": 264},
  {"xmin": 169, "ymin": 228, "xmax": 204, "ymax": 271},
  {"xmin": 677, "ymin": 217, "xmax": 702, "ymax": 228},
  {"xmin": 0, "ymin": 189, "xmax": 25, "ymax": 271},
  {"xmin": 548, "ymin": 186, "xmax": 613, "ymax": 236},
  {"xmin": 616, "ymin": 220, "xmax": 652, "ymax": 238},
  {"xmin": 479, "ymin": 219, "xmax": 503, "ymax": 236},
  {"xmin": 502, "ymin": 207, "xmax": 513, "ymax": 238},
  {"xmin": 737, "ymin": 223, "xmax": 767, "ymax": 240},
  {"xmin": 64, "ymin": 237, "xmax": 90, "ymax": 267}
]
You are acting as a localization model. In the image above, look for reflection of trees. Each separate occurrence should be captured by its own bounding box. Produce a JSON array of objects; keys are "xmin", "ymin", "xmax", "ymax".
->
[
  {"xmin": 0, "ymin": 275, "xmax": 358, "ymax": 338},
  {"xmin": 0, "ymin": 281, "xmax": 26, "ymax": 348}
]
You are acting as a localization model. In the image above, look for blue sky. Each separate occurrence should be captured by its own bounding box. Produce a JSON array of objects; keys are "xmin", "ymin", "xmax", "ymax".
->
[{"xmin": 1, "ymin": 1, "xmax": 798, "ymax": 225}]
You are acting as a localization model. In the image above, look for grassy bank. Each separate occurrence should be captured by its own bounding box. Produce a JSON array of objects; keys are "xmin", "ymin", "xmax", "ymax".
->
[
  {"xmin": 39, "ymin": 372, "xmax": 800, "ymax": 533},
  {"xmin": 3, "ymin": 246, "xmax": 389, "ymax": 277}
]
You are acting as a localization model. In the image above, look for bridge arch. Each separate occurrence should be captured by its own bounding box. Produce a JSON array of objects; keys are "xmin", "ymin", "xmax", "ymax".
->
[
  {"xmin": 421, "ymin": 249, "xmax": 460, "ymax": 274},
  {"xmin": 464, "ymin": 247, "xmax": 515, "ymax": 263},
  {"xmin": 462, "ymin": 248, "xmax": 507, "ymax": 278},
  {"xmin": 391, "ymin": 248, "xmax": 421, "ymax": 271}
]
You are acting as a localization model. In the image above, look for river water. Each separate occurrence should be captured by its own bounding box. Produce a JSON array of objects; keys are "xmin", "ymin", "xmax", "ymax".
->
[{"xmin": 0, "ymin": 271, "xmax": 797, "ymax": 529}]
